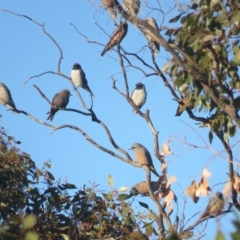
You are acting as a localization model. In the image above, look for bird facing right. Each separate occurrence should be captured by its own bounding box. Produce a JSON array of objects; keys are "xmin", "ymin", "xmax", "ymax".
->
[
  {"xmin": 47, "ymin": 89, "xmax": 71, "ymax": 121},
  {"xmin": 71, "ymin": 63, "xmax": 94, "ymax": 97},
  {"xmin": 131, "ymin": 82, "xmax": 147, "ymax": 113},
  {"xmin": 129, "ymin": 143, "xmax": 159, "ymax": 177},
  {"xmin": 0, "ymin": 82, "xmax": 17, "ymax": 114},
  {"xmin": 101, "ymin": 21, "xmax": 128, "ymax": 57},
  {"xmin": 200, "ymin": 192, "xmax": 225, "ymax": 219}
]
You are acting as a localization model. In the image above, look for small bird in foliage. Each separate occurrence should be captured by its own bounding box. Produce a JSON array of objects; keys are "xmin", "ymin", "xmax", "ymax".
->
[
  {"xmin": 175, "ymin": 95, "xmax": 194, "ymax": 116},
  {"xmin": 129, "ymin": 143, "xmax": 159, "ymax": 177},
  {"xmin": 122, "ymin": 0, "xmax": 141, "ymax": 16},
  {"xmin": 200, "ymin": 192, "xmax": 225, "ymax": 219},
  {"xmin": 71, "ymin": 63, "xmax": 94, "ymax": 97},
  {"xmin": 101, "ymin": 0, "xmax": 117, "ymax": 20},
  {"xmin": 101, "ymin": 21, "xmax": 128, "ymax": 56},
  {"xmin": 0, "ymin": 82, "xmax": 17, "ymax": 113},
  {"xmin": 131, "ymin": 82, "xmax": 147, "ymax": 113},
  {"xmin": 130, "ymin": 181, "xmax": 160, "ymax": 196},
  {"xmin": 144, "ymin": 17, "xmax": 160, "ymax": 55},
  {"xmin": 47, "ymin": 89, "xmax": 71, "ymax": 121}
]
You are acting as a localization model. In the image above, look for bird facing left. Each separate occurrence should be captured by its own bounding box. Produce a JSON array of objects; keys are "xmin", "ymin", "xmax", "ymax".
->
[{"xmin": 47, "ymin": 89, "xmax": 72, "ymax": 121}]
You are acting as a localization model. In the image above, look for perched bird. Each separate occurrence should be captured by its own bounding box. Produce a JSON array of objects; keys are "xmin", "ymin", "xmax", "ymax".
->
[
  {"xmin": 101, "ymin": 21, "xmax": 128, "ymax": 57},
  {"xmin": 71, "ymin": 63, "xmax": 94, "ymax": 97},
  {"xmin": 200, "ymin": 192, "xmax": 225, "ymax": 219},
  {"xmin": 122, "ymin": 0, "xmax": 141, "ymax": 16},
  {"xmin": 131, "ymin": 82, "xmax": 147, "ymax": 113},
  {"xmin": 129, "ymin": 143, "xmax": 159, "ymax": 177},
  {"xmin": 130, "ymin": 181, "xmax": 160, "ymax": 196},
  {"xmin": 101, "ymin": 0, "xmax": 117, "ymax": 20},
  {"xmin": 0, "ymin": 82, "xmax": 17, "ymax": 113},
  {"xmin": 47, "ymin": 89, "xmax": 71, "ymax": 121},
  {"xmin": 144, "ymin": 17, "xmax": 160, "ymax": 55},
  {"xmin": 175, "ymin": 95, "xmax": 194, "ymax": 116}
]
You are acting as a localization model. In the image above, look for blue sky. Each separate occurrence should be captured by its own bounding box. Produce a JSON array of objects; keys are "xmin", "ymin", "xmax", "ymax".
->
[{"xmin": 0, "ymin": 1, "xmax": 238, "ymax": 239}]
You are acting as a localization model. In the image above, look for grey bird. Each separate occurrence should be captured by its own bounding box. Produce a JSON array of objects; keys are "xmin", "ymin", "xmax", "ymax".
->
[
  {"xmin": 122, "ymin": 0, "xmax": 141, "ymax": 16},
  {"xmin": 101, "ymin": 21, "xmax": 128, "ymax": 57},
  {"xmin": 131, "ymin": 82, "xmax": 147, "ymax": 113},
  {"xmin": 200, "ymin": 192, "xmax": 225, "ymax": 219},
  {"xmin": 130, "ymin": 181, "xmax": 160, "ymax": 196},
  {"xmin": 0, "ymin": 82, "xmax": 17, "ymax": 114},
  {"xmin": 129, "ymin": 143, "xmax": 159, "ymax": 177},
  {"xmin": 71, "ymin": 63, "xmax": 94, "ymax": 97},
  {"xmin": 47, "ymin": 89, "xmax": 72, "ymax": 121},
  {"xmin": 144, "ymin": 17, "xmax": 160, "ymax": 55},
  {"xmin": 101, "ymin": 0, "xmax": 117, "ymax": 20}
]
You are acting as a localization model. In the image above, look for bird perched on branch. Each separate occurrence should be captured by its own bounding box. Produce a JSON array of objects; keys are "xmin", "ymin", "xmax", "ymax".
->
[
  {"xmin": 143, "ymin": 17, "xmax": 160, "ymax": 55},
  {"xmin": 131, "ymin": 82, "xmax": 147, "ymax": 113},
  {"xmin": 122, "ymin": 0, "xmax": 140, "ymax": 16},
  {"xmin": 200, "ymin": 192, "xmax": 225, "ymax": 219},
  {"xmin": 130, "ymin": 181, "xmax": 160, "ymax": 196},
  {"xmin": 101, "ymin": 0, "xmax": 118, "ymax": 20},
  {"xmin": 71, "ymin": 63, "xmax": 94, "ymax": 97},
  {"xmin": 129, "ymin": 143, "xmax": 159, "ymax": 177},
  {"xmin": 175, "ymin": 95, "xmax": 194, "ymax": 116},
  {"xmin": 0, "ymin": 82, "xmax": 17, "ymax": 114},
  {"xmin": 101, "ymin": 21, "xmax": 128, "ymax": 57},
  {"xmin": 47, "ymin": 89, "xmax": 72, "ymax": 121}
]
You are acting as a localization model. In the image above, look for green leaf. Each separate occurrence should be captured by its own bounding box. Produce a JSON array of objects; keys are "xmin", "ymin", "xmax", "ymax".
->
[
  {"xmin": 25, "ymin": 231, "xmax": 39, "ymax": 240},
  {"xmin": 169, "ymin": 12, "xmax": 185, "ymax": 23},
  {"xmin": 62, "ymin": 183, "xmax": 77, "ymax": 189},
  {"xmin": 208, "ymin": 131, "xmax": 213, "ymax": 144},
  {"xmin": 23, "ymin": 215, "xmax": 36, "ymax": 230},
  {"xmin": 107, "ymin": 174, "xmax": 114, "ymax": 188},
  {"xmin": 215, "ymin": 231, "xmax": 225, "ymax": 240},
  {"xmin": 60, "ymin": 234, "xmax": 69, "ymax": 240},
  {"xmin": 117, "ymin": 194, "xmax": 131, "ymax": 201},
  {"xmin": 138, "ymin": 201, "xmax": 149, "ymax": 209}
]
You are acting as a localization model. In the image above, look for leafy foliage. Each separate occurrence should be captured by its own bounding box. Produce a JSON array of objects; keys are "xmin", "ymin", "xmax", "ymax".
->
[{"xmin": 0, "ymin": 126, "xmax": 152, "ymax": 239}]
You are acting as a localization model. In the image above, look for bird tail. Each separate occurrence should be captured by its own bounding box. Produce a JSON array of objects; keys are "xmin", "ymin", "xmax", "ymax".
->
[
  {"xmin": 101, "ymin": 46, "xmax": 109, "ymax": 57},
  {"xmin": 46, "ymin": 109, "xmax": 56, "ymax": 122},
  {"xmin": 107, "ymin": 8, "xmax": 116, "ymax": 20},
  {"xmin": 150, "ymin": 166, "xmax": 159, "ymax": 177}
]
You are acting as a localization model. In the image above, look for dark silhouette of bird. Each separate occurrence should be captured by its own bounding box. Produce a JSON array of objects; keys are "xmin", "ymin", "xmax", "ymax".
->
[
  {"xmin": 131, "ymin": 82, "xmax": 147, "ymax": 113},
  {"xmin": 130, "ymin": 181, "xmax": 160, "ymax": 196},
  {"xmin": 0, "ymin": 82, "xmax": 17, "ymax": 114},
  {"xmin": 175, "ymin": 95, "xmax": 194, "ymax": 116},
  {"xmin": 129, "ymin": 143, "xmax": 159, "ymax": 177},
  {"xmin": 71, "ymin": 63, "xmax": 94, "ymax": 97},
  {"xmin": 101, "ymin": 0, "xmax": 117, "ymax": 20},
  {"xmin": 122, "ymin": 0, "xmax": 140, "ymax": 16},
  {"xmin": 144, "ymin": 17, "xmax": 160, "ymax": 55},
  {"xmin": 101, "ymin": 21, "xmax": 128, "ymax": 56},
  {"xmin": 47, "ymin": 89, "xmax": 71, "ymax": 121}
]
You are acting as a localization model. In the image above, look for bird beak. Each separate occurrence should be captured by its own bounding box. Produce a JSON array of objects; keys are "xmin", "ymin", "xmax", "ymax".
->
[{"xmin": 129, "ymin": 147, "xmax": 132, "ymax": 150}]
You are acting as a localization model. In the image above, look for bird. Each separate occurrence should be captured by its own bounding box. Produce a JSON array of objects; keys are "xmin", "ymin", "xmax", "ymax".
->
[
  {"xmin": 0, "ymin": 82, "xmax": 17, "ymax": 114},
  {"xmin": 200, "ymin": 192, "xmax": 225, "ymax": 219},
  {"xmin": 47, "ymin": 89, "xmax": 72, "ymax": 121},
  {"xmin": 71, "ymin": 63, "xmax": 94, "ymax": 97},
  {"xmin": 101, "ymin": 0, "xmax": 117, "ymax": 20},
  {"xmin": 175, "ymin": 95, "xmax": 194, "ymax": 116},
  {"xmin": 130, "ymin": 181, "xmax": 160, "ymax": 196},
  {"xmin": 144, "ymin": 17, "xmax": 160, "ymax": 55},
  {"xmin": 129, "ymin": 143, "xmax": 159, "ymax": 177},
  {"xmin": 122, "ymin": 0, "xmax": 141, "ymax": 16},
  {"xmin": 130, "ymin": 82, "xmax": 147, "ymax": 113},
  {"xmin": 101, "ymin": 21, "xmax": 128, "ymax": 57}
]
